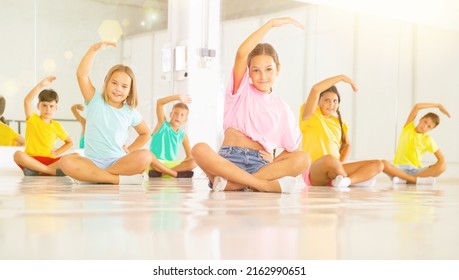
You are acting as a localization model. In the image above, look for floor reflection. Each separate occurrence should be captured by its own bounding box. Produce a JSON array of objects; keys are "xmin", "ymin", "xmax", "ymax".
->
[{"xmin": 1, "ymin": 173, "xmax": 458, "ymax": 259}]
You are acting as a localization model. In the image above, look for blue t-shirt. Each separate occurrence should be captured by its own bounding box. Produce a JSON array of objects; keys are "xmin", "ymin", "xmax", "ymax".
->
[
  {"xmin": 149, "ymin": 121, "xmax": 185, "ymax": 161},
  {"xmin": 84, "ymin": 92, "xmax": 142, "ymax": 159}
]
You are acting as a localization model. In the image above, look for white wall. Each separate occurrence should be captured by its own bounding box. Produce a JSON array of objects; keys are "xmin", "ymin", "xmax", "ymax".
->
[{"xmin": 2, "ymin": 1, "xmax": 459, "ymax": 176}]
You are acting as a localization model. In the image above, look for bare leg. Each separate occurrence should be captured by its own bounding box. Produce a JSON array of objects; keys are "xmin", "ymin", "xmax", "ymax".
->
[
  {"xmin": 60, "ymin": 149, "xmax": 152, "ymax": 184},
  {"xmin": 382, "ymin": 160, "xmax": 446, "ymax": 184},
  {"xmin": 13, "ymin": 150, "xmax": 62, "ymax": 175},
  {"xmin": 150, "ymin": 156, "xmax": 197, "ymax": 177},
  {"xmin": 309, "ymin": 155, "xmax": 346, "ymax": 185},
  {"xmin": 382, "ymin": 160, "xmax": 417, "ymax": 184},
  {"xmin": 343, "ymin": 160, "xmax": 384, "ymax": 184},
  {"xmin": 416, "ymin": 162, "xmax": 447, "ymax": 177},
  {"xmin": 192, "ymin": 143, "xmax": 309, "ymax": 192}
]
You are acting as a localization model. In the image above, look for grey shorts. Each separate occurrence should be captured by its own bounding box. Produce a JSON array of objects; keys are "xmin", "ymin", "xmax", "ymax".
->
[
  {"xmin": 397, "ymin": 164, "xmax": 427, "ymax": 175},
  {"xmin": 87, "ymin": 156, "xmax": 120, "ymax": 170}
]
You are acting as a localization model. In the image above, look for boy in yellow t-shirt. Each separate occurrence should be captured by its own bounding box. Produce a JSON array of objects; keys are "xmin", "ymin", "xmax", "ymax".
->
[
  {"xmin": 383, "ymin": 103, "xmax": 450, "ymax": 184},
  {"xmin": 0, "ymin": 96, "xmax": 25, "ymax": 146},
  {"xmin": 13, "ymin": 76, "xmax": 73, "ymax": 176},
  {"xmin": 0, "ymin": 122, "xmax": 25, "ymax": 146}
]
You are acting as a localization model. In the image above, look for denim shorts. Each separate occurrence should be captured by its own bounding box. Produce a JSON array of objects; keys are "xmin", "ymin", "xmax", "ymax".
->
[
  {"xmin": 218, "ymin": 146, "xmax": 269, "ymax": 174},
  {"xmin": 208, "ymin": 146, "xmax": 269, "ymax": 189},
  {"xmin": 87, "ymin": 156, "xmax": 120, "ymax": 170},
  {"xmin": 397, "ymin": 164, "xmax": 427, "ymax": 175}
]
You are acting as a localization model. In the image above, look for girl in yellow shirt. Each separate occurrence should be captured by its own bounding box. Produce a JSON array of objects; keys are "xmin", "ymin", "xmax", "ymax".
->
[{"xmin": 300, "ymin": 75, "xmax": 383, "ymax": 188}]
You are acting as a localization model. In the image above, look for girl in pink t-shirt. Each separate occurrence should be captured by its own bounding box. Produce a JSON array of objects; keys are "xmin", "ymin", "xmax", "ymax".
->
[{"xmin": 191, "ymin": 17, "xmax": 311, "ymax": 193}]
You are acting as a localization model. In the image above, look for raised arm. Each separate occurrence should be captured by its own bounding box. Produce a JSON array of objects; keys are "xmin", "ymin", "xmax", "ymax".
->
[
  {"xmin": 71, "ymin": 104, "xmax": 86, "ymax": 123},
  {"xmin": 404, "ymin": 103, "xmax": 451, "ymax": 126},
  {"xmin": 24, "ymin": 76, "xmax": 56, "ymax": 120},
  {"xmin": 152, "ymin": 94, "xmax": 191, "ymax": 134},
  {"xmin": 302, "ymin": 75, "xmax": 357, "ymax": 121},
  {"xmin": 233, "ymin": 17, "xmax": 304, "ymax": 94},
  {"xmin": 77, "ymin": 41, "xmax": 116, "ymax": 103}
]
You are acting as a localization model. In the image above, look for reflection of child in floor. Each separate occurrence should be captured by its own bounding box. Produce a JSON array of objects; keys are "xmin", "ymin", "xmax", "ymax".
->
[
  {"xmin": 383, "ymin": 103, "xmax": 450, "ymax": 185},
  {"xmin": 148, "ymin": 94, "xmax": 196, "ymax": 178}
]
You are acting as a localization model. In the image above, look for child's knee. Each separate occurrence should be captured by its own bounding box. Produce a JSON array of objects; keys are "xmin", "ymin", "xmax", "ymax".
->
[
  {"xmin": 372, "ymin": 160, "xmax": 384, "ymax": 172},
  {"xmin": 191, "ymin": 143, "xmax": 209, "ymax": 157}
]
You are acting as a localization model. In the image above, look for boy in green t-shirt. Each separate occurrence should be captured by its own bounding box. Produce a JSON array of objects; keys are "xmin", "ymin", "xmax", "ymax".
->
[
  {"xmin": 148, "ymin": 94, "xmax": 196, "ymax": 178},
  {"xmin": 383, "ymin": 103, "xmax": 450, "ymax": 184}
]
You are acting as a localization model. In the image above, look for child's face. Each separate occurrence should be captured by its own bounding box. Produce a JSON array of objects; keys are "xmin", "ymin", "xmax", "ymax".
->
[
  {"xmin": 249, "ymin": 55, "xmax": 279, "ymax": 93},
  {"xmin": 37, "ymin": 100, "xmax": 58, "ymax": 120},
  {"xmin": 169, "ymin": 108, "xmax": 188, "ymax": 128},
  {"xmin": 106, "ymin": 71, "xmax": 132, "ymax": 107},
  {"xmin": 318, "ymin": 92, "xmax": 339, "ymax": 117},
  {"xmin": 416, "ymin": 117, "xmax": 436, "ymax": 133}
]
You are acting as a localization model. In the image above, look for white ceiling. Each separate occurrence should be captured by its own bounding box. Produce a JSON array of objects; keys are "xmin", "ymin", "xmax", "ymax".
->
[{"xmin": 295, "ymin": 0, "xmax": 459, "ymax": 30}]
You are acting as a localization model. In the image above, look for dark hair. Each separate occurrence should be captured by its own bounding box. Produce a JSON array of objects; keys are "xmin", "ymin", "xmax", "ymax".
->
[
  {"xmin": 319, "ymin": 85, "xmax": 346, "ymax": 152},
  {"xmin": 0, "ymin": 95, "xmax": 5, "ymax": 115},
  {"xmin": 38, "ymin": 89, "xmax": 59, "ymax": 103},
  {"xmin": 247, "ymin": 43, "xmax": 280, "ymax": 68},
  {"xmin": 173, "ymin": 102, "xmax": 189, "ymax": 111},
  {"xmin": 421, "ymin": 112, "xmax": 440, "ymax": 127}
]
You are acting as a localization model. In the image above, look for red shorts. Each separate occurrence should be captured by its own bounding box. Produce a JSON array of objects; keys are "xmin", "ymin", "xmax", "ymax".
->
[{"xmin": 18, "ymin": 156, "xmax": 61, "ymax": 170}]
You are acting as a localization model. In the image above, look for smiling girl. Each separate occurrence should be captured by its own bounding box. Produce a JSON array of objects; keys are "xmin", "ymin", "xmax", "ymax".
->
[
  {"xmin": 191, "ymin": 17, "xmax": 310, "ymax": 193},
  {"xmin": 60, "ymin": 41, "xmax": 152, "ymax": 184},
  {"xmin": 300, "ymin": 75, "xmax": 383, "ymax": 188}
]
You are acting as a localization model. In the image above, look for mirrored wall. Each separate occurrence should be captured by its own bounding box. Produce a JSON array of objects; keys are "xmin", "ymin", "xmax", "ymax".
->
[{"xmin": 1, "ymin": 0, "xmax": 458, "ymax": 167}]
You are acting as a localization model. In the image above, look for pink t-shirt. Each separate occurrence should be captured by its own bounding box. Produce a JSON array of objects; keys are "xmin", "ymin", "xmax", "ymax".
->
[{"xmin": 223, "ymin": 68, "xmax": 301, "ymax": 153}]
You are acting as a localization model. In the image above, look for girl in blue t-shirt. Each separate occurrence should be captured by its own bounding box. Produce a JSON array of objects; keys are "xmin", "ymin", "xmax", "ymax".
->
[{"xmin": 60, "ymin": 41, "xmax": 152, "ymax": 184}]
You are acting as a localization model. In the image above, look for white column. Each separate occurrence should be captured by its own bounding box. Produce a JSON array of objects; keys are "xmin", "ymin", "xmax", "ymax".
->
[{"xmin": 168, "ymin": 0, "xmax": 222, "ymax": 163}]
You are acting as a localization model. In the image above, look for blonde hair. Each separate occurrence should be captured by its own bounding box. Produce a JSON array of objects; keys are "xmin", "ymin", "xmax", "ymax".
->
[{"xmin": 102, "ymin": 64, "xmax": 138, "ymax": 108}]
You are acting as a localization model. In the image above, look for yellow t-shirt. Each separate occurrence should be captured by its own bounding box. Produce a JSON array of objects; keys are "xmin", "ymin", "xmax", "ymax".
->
[
  {"xmin": 393, "ymin": 121, "xmax": 438, "ymax": 168},
  {"xmin": 24, "ymin": 113, "xmax": 68, "ymax": 157},
  {"xmin": 0, "ymin": 122, "xmax": 20, "ymax": 146},
  {"xmin": 299, "ymin": 105, "xmax": 348, "ymax": 162}
]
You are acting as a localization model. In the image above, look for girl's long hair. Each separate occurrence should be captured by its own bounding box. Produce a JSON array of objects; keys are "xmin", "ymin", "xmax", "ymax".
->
[{"xmin": 319, "ymin": 85, "xmax": 346, "ymax": 152}]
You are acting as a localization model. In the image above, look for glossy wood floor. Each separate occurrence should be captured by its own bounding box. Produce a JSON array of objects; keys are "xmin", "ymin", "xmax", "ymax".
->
[{"xmin": 1, "ymin": 169, "xmax": 458, "ymax": 260}]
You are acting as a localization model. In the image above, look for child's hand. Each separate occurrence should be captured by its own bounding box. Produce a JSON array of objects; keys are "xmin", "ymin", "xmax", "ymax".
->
[
  {"xmin": 178, "ymin": 94, "xmax": 192, "ymax": 104},
  {"xmin": 122, "ymin": 145, "xmax": 129, "ymax": 154},
  {"xmin": 438, "ymin": 104, "xmax": 451, "ymax": 118},
  {"xmin": 259, "ymin": 149, "xmax": 273, "ymax": 163},
  {"xmin": 40, "ymin": 76, "xmax": 56, "ymax": 87},
  {"xmin": 91, "ymin": 41, "xmax": 117, "ymax": 52},
  {"xmin": 342, "ymin": 75, "xmax": 358, "ymax": 93},
  {"xmin": 269, "ymin": 17, "xmax": 304, "ymax": 29}
]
